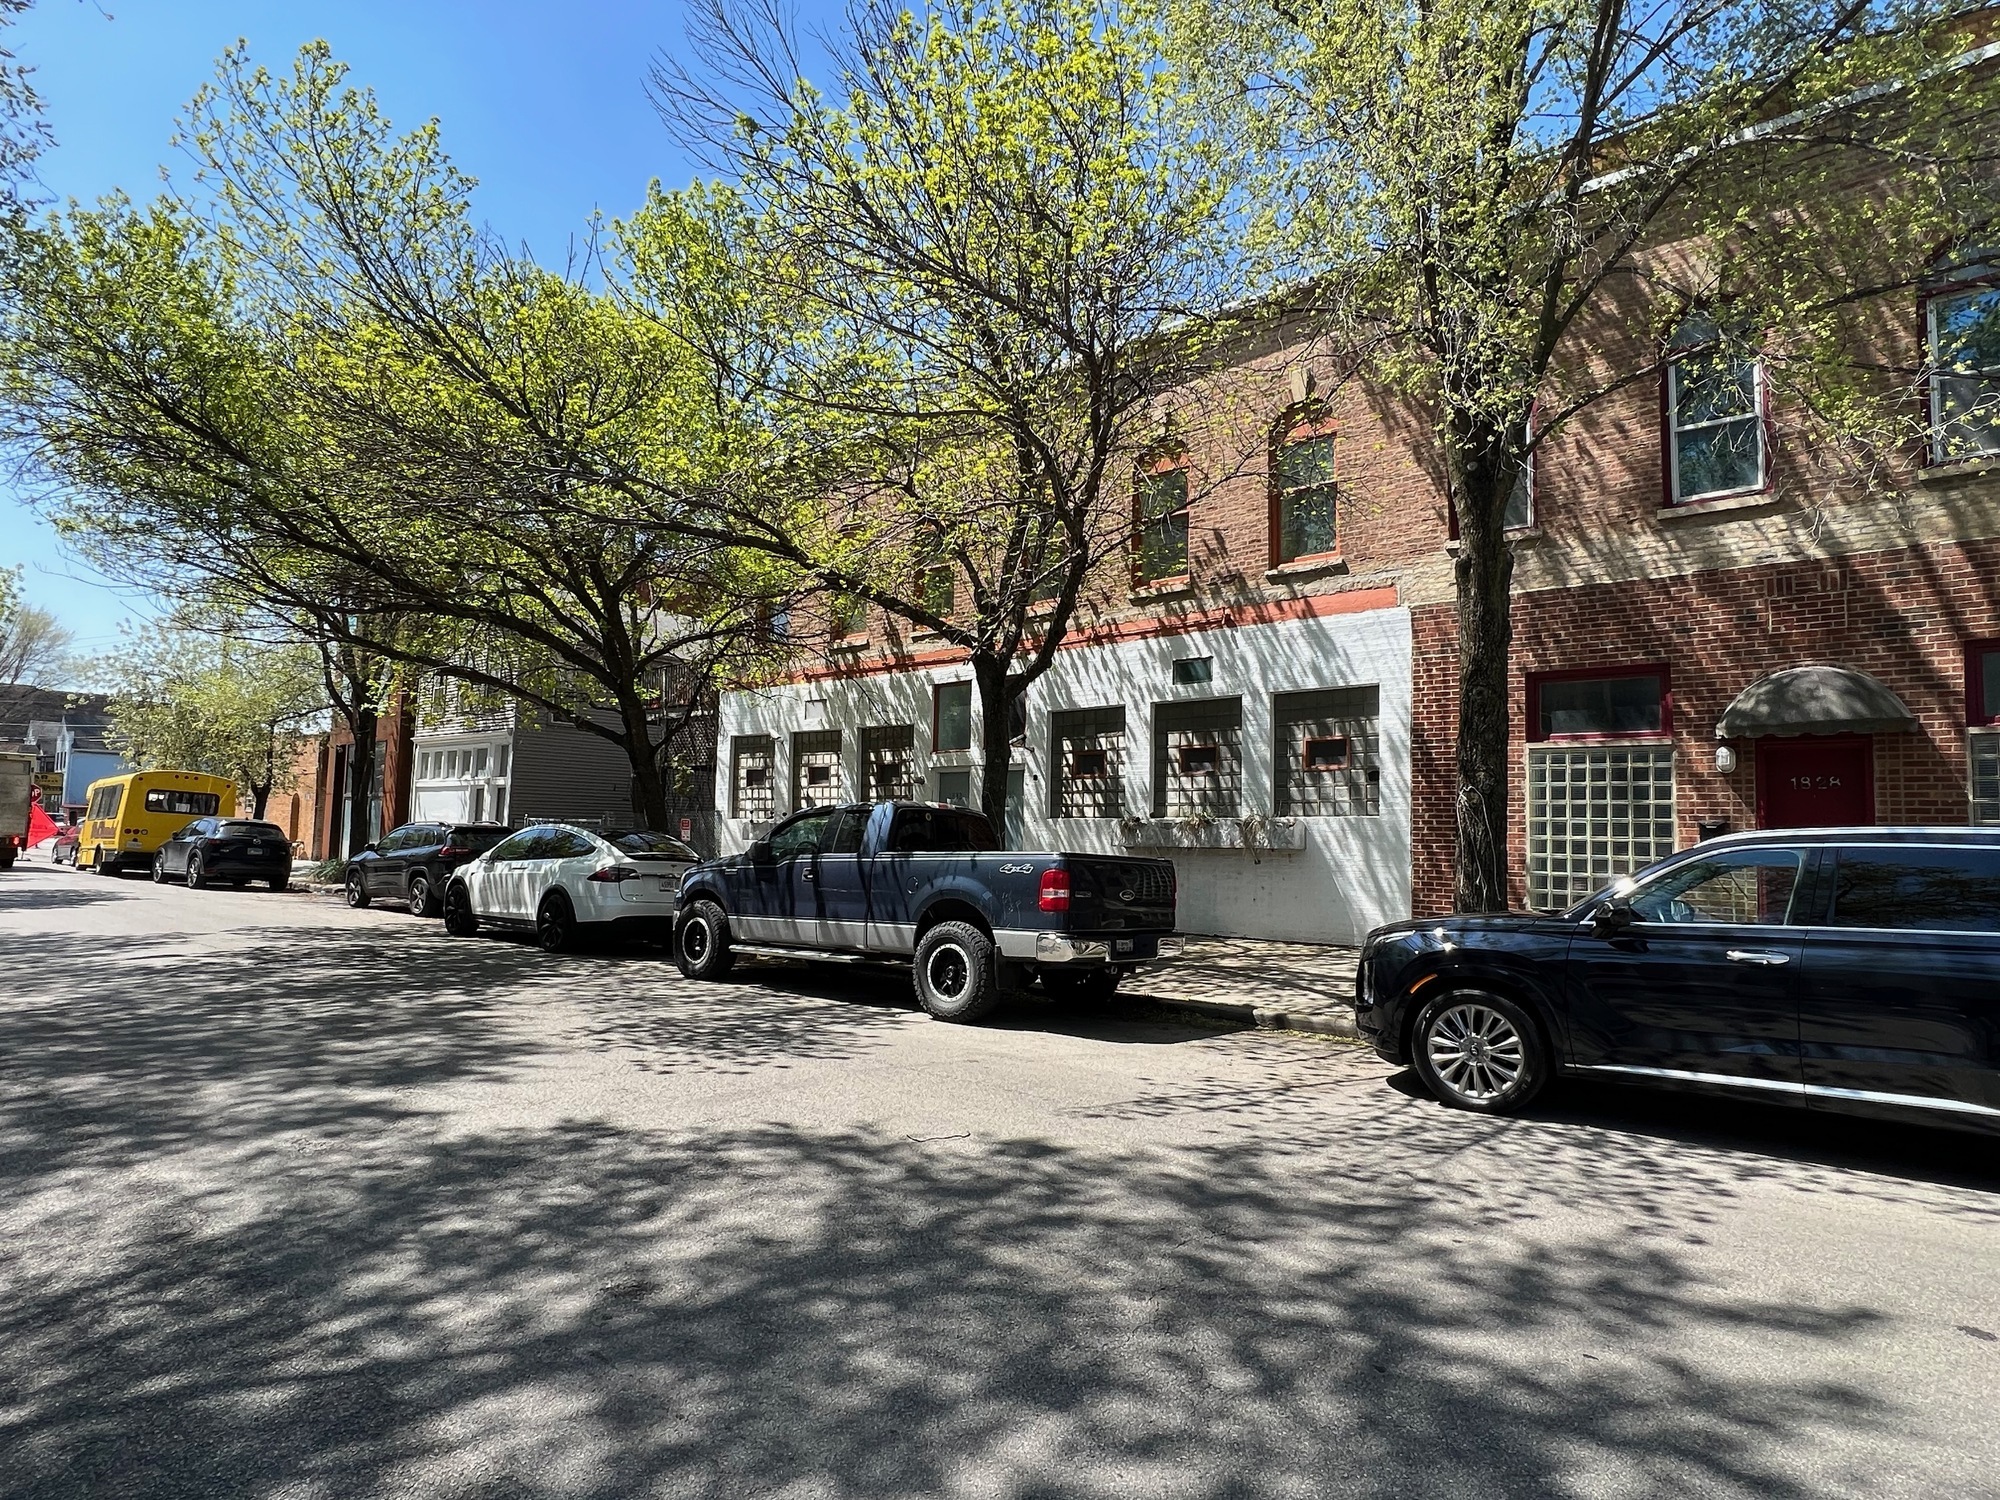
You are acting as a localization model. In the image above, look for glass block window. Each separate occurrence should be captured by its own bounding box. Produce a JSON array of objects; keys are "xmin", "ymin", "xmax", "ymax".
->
[
  {"xmin": 1929, "ymin": 254, "xmax": 2000, "ymax": 463},
  {"xmin": 1274, "ymin": 685, "xmax": 1380, "ymax": 817},
  {"xmin": 1528, "ymin": 744, "xmax": 1677, "ymax": 911},
  {"xmin": 1152, "ymin": 698, "xmax": 1243, "ymax": 818},
  {"xmin": 730, "ymin": 735, "xmax": 775, "ymax": 821},
  {"xmin": 1667, "ymin": 315, "xmax": 1765, "ymax": 502},
  {"xmin": 792, "ymin": 729, "xmax": 844, "ymax": 809},
  {"xmin": 1274, "ymin": 423, "xmax": 1337, "ymax": 563},
  {"xmin": 1050, "ymin": 706, "xmax": 1126, "ymax": 818},
  {"xmin": 1135, "ymin": 465, "xmax": 1190, "ymax": 583},
  {"xmin": 863, "ymin": 724, "xmax": 916, "ymax": 802},
  {"xmin": 1970, "ymin": 730, "xmax": 2000, "ymax": 825}
]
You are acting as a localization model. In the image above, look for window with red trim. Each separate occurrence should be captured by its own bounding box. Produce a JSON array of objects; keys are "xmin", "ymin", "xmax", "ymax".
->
[
  {"xmin": 1966, "ymin": 641, "xmax": 2000, "ymax": 724},
  {"xmin": 1528, "ymin": 668, "xmax": 1670, "ymax": 741},
  {"xmin": 1134, "ymin": 458, "xmax": 1189, "ymax": 584},
  {"xmin": 1271, "ymin": 411, "xmax": 1337, "ymax": 563}
]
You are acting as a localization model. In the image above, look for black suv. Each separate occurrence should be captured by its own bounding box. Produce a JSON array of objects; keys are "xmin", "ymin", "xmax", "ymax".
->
[
  {"xmin": 344, "ymin": 821, "xmax": 510, "ymax": 917},
  {"xmin": 1356, "ymin": 827, "xmax": 2000, "ymax": 1135}
]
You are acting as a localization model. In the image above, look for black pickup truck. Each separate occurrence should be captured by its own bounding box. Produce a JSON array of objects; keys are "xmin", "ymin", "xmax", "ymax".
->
[{"xmin": 674, "ymin": 800, "xmax": 1183, "ymax": 1021}]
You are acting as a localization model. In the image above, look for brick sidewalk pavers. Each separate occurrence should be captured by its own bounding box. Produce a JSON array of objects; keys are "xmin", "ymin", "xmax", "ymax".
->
[{"xmin": 1125, "ymin": 936, "xmax": 1361, "ymax": 1037}]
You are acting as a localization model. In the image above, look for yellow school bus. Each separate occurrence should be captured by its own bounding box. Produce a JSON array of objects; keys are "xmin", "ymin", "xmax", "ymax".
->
[{"xmin": 78, "ymin": 770, "xmax": 237, "ymax": 875}]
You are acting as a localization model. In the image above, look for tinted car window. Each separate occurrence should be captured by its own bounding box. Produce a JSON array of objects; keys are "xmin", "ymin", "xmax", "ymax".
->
[
  {"xmin": 487, "ymin": 829, "xmax": 545, "ymax": 861},
  {"xmin": 546, "ymin": 829, "xmax": 599, "ymax": 858},
  {"xmin": 218, "ymin": 822, "xmax": 285, "ymax": 840},
  {"xmin": 603, "ymin": 830, "xmax": 699, "ymax": 860},
  {"xmin": 1629, "ymin": 848, "xmax": 1803, "ymax": 925},
  {"xmin": 447, "ymin": 826, "xmax": 509, "ymax": 852},
  {"xmin": 1827, "ymin": 846, "xmax": 2000, "ymax": 932},
  {"xmin": 768, "ymin": 812, "xmax": 832, "ymax": 860},
  {"xmin": 822, "ymin": 808, "xmax": 865, "ymax": 855},
  {"xmin": 887, "ymin": 806, "xmax": 1000, "ymax": 853}
]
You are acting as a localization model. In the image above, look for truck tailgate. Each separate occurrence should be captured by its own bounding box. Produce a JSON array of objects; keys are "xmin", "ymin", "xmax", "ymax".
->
[{"xmin": 1065, "ymin": 855, "xmax": 1175, "ymax": 930}]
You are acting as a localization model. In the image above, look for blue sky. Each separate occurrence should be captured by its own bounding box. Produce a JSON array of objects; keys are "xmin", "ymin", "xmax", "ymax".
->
[{"xmin": 4, "ymin": 0, "xmax": 812, "ymax": 655}]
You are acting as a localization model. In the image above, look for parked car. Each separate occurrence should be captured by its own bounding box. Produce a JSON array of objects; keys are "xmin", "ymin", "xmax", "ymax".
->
[
  {"xmin": 442, "ymin": 824, "xmax": 699, "ymax": 951},
  {"xmin": 673, "ymin": 800, "xmax": 1184, "ymax": 1022},
  {"xmin": 150, "ymin": 817, "xmax": 293, "ymax": 891},
  {"xmin": 344, "ymin": 821, "xmax": 512, "ymax": 917},
  {"xmin": 1354, "ymin": 826, "xmax": 2000, "ymax": 1135},
  {"xmin": 50, "ymin": 824, "xmax": 80, "ymax": 866}
]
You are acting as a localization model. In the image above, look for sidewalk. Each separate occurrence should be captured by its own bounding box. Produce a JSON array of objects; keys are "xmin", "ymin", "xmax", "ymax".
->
[{"xmin": 1125, "ymin": 936, "xmax": 1361, "ymax": 1038}]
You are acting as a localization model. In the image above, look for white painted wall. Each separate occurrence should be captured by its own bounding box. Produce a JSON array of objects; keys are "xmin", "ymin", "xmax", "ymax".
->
[{"xmin": 716, "ymin": 605, "xmax": 1413, "ymax": 945}]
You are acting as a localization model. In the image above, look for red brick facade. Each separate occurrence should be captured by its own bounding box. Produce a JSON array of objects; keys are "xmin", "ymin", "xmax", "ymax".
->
[{"xmin": 1411, "ymin": 536, "xmax": 2000, "ymax": 915}]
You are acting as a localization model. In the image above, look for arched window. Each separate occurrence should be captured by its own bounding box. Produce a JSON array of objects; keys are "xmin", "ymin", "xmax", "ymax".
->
[
  {"xmin": 1666, "ymin": 313, "xmax": 1766, "ymax": 503},
  {"xmin": 1928, "ymin": 249, "xmax": 2000, "ymax": 464}
]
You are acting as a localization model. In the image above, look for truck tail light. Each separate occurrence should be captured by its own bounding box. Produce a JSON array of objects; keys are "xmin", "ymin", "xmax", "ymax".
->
[
  {"xmin": 1038, "ymin": 868, "xmax": 1071, "ymax": 912},
  {"xmin": 588, "ymin": 865, "xmax": 639, "ymax": 883}
]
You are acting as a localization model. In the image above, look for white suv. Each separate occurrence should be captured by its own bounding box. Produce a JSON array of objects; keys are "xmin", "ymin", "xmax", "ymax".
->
[{"xmin": 442, "ymin": 824, "xmax": 698, "ymax": 952}]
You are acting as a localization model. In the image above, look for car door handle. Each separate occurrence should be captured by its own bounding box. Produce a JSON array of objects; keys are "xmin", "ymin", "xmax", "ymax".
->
[
  {"xmin": 1726, "ymin": 949, "xmax": 1791, "ymax": 966},
  {"xmin": 801, "ymin": 868, "xmax": 814, "ymax": 881}
]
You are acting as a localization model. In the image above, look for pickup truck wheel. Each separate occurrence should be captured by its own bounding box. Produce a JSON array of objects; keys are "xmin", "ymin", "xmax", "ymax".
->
[
  {"xmin": 676, "ymin": 899, "xmax": 736, "ymax": 980},
  {"xmin": 1411, "ymin": 990, "xmax": 1550, "ymax": 1115},
  {"xmin": 1041, "ymin": 967, "xmax": 1122, "ymax": 1003},
  {"xmin": 914, "ymin": 921, "xmax": 1003, "ymax": 1023}
]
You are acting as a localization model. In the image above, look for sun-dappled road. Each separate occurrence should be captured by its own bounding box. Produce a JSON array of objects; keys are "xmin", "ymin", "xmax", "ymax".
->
[{"xmin": 1, "ymin": 859, "xmax": 1996, "ymax": 1499}]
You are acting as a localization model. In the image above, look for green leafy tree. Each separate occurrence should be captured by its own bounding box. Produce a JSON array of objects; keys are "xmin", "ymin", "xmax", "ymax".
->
[
  {"xmin": 645, "ymin": 0, "xmax": 1239, "ymax": 829},
  {"xmin": 2, "ymin": 44, "xmax": 783, "ymax": 841},
  {"xmin": 1187, "ymin": 0, "xmax": 2000, "ymax": 908},
  {"xmin": 94, "ymin": 621, "xmax": 327, "ymax": 818}
]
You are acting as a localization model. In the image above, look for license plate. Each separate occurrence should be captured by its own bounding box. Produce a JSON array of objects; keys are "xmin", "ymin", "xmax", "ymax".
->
[
  {"xmin": 659, "ymin": 878, "xmax": 675, "ymax": 893},
  {"xmin": 1113, "ymin": 938, "xmax": 1134, "ymax": 954},
  {"xmin": 249, "ymin": 844, "xmax": 266, "ymax": 855}
]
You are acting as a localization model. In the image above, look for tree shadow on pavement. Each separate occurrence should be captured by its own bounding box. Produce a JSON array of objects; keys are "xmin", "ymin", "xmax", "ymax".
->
[
  {"xmin": 1, "ymin": 924, "xmax": 1993, "ymax": 1498},
  {"xmin": 0, "ymin": 1112, "xmax": 1923, "ymax": 1500}
]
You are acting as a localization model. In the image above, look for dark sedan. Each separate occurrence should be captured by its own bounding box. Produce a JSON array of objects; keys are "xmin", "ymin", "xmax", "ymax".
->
[
  {"xmin": 1355, "ymin": 826, "xmax": 2000, "ymax": 1135},
  {"xmin": 152, "ymin": 817, "xmax": 293, "ymax": 891},
  {"xmin": 343, "ymin": 821, "xmax": 510, "ymax": 917}
]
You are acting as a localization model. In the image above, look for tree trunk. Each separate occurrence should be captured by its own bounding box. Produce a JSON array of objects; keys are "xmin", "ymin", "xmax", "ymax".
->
[
  {"xmin": 1450, "ymin": 439, "xmax": 1516, "ymax": 913},
  {"xmin": 250, "ymin": 782, "xmax": 272, "ymax": 818},
  {"xmin": 616, "ymin": 695, "xmax": 673, "ymax": 832},
  {"xmin": 343, "ymin": 706, "xmax": 378, "ymax": 858},
  {"xmin": 972, "ymin": 654, "xmax": 1016, "ymax": 841}
]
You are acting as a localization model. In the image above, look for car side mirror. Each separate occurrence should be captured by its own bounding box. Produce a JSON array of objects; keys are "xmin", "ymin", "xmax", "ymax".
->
[
  {"xmin": 1590, "ymin": 896, "xmax": 1637, "ymax": 936},
  {"xmin": 363, "ymin": 842, "xmax": 378, "ymax": 855},
  {"xmin": 749, "ymin": 838, "xmax": 773, "ymax": 862}
]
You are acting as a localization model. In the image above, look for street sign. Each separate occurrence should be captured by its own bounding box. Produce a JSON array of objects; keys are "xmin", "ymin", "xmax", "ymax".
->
[
  {"xmin": 679, "ymin": 817, "xmax": 693, "ymax": 841},
  {"xmin": 32, "ymin": 772, "xmax": 62, "ymax": 794}
]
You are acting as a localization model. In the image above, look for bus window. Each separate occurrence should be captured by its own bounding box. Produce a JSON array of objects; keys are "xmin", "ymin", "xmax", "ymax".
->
[{"xmin": 145, "ymin": 788, "xmax": 221, "ymax": 816}]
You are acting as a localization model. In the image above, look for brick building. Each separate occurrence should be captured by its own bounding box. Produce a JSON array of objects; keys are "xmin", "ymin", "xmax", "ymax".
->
[{"xmin": 717, "ymin": 173, "xmax": 2000, "ymax": 942}]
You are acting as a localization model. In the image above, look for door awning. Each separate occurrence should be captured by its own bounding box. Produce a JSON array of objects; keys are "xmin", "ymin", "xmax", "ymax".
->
[{"xmin": 1716, "ymin": 666, "xmax": 1918, "ymax": 739}]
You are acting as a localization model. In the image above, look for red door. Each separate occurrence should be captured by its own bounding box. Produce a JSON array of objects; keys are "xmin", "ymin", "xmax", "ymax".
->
[{"xmin": 1756, "ymin": 735, "xmax": 1874, "ymax": 828}]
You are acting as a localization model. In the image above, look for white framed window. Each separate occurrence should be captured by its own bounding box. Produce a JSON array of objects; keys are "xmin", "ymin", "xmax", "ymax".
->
[
  {"xmin": 1527, "ymin": 744, "xmax": 1677, "ymax": 912},
  {"xmin": 1928, "ymin": 253, "xmax": 2000, "ymax": 464},
  {"xmin": 1506, "ymin": 417, "xmax": 1535, "ymax": 530},
  {"xmin": 1667, "ymin": 316, "xmax": 1765, "ymax": 503},
  {"xmin": 1970, "ymin": 729, "xmax": 2000, "ymax": 826}
]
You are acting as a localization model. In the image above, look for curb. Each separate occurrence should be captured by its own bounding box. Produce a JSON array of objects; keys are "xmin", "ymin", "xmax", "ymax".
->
[{"xmin": 1131, "ymin": 993, "xmax": 1359, "ymax": 1039}]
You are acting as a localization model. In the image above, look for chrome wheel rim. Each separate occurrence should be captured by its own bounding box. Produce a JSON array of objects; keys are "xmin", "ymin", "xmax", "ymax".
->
[
  {"xmin": 926, "ymin": 943, "xmax": 970, "ymax": 1000},
  {"xmin": 683, "ymin": 919, "xmax": 710, "ymax": 964},
  {"xmin": 346, "ymin": 879, "xmax": 363, "ymax": 906},
  {"xmin": 186, "ymin": 859, "xmax": 200, "ymax": 888},
  {"xmin": 1426, "ymin": 1003, "xmax": 1524, "ymax": 1103},
  {"xmin": 410, "ymin": 878, "xmax": 428, "ymax": 911}
]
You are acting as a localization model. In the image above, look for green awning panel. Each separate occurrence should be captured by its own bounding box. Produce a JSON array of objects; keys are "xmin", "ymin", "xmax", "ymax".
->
[{"xmin": 1716, "ymin": 666, "xmax": 1917, "ymax": 739}]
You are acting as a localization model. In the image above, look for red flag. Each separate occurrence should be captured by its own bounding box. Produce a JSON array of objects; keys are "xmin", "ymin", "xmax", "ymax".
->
[{"xmin": 27, "ymin": 801, "xmax": 58, "ymax": 846}]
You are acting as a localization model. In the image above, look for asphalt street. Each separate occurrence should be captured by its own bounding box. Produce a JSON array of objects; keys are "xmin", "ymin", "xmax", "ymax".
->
[{"xmin": 0, "ymin": 860, "xmax": 1995, "ymax": 1500}]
